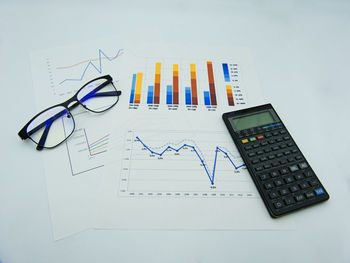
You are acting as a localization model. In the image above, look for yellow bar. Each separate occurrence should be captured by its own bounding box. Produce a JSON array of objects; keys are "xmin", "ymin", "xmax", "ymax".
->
[
  {"xmin": 190, "ymin": 64, "xmax": 196, "ymax": 72},
  {"xmin": 173, "ymin": 64, "xmax": 179, "ymax": 76},
  {"xmin": 226, "ymin": 85, "xmax": 232, "ymax": 94},
  {"xmin": 134, "ymin": 72, "xmax": 143, "ymax": 103},
  {"xmin": 155, "ymin": 62, "xmax": 161, "ymax": 75}
]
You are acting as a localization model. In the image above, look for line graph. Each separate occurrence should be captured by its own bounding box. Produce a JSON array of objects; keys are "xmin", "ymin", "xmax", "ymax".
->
[
  {"xmin": 135, "ymin": 136, "xmax": 245, "ymax": 185},
  {"xmin": 58, "ymin": 49, "xmax": 124, "ymax": 85},
  {"xmin": 65, "ymin": 128, "xmax": 109, "ymax": 176},
  {"xmin": 119, "ymin": 130, "xmax": 257, "ymax": 198},
  {"xmin": 85, "ymin": 132, "xmax": 110, "ymax": 156}
]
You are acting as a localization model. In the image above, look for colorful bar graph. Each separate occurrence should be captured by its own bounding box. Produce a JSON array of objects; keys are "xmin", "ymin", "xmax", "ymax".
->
[
  {"xmin": 173, "ymin": 64, "xmax": 179, "ymax": 104},
  {"xmin": 166, "ymin": 85, "xmax": 173, "ymax": 104},
  {"xmin": 129, "ymin": 74, "xmax": 136, "ymax": 103},
  {"xmin": 134, "ymin": 73, "xmax": 143, "ymax": 104},
  {"xmin": 206, "ymin": 62, "xmax": 217, "ymax": 105},
  {"xmin": 154, "ymin": 63, "xmax": 161, "ymax": 104},
  {"xmin": 226, "ymin": 85, "xmax": 235, "ymax": 106},
  {"xmin": 185, "ymin": 87, "xmax": 191, "ymax": 105},
  {"xmin": 147, "ymin": 86, "xmax": 154, "ymax": 104},
  {"xmin": 204, "ymin": 91, "xmax": 210, "ymax": 106},
  {"xmin": 190, "ymin": 64, "xmax": 198, "ymax": 105},
  {"xmin": 222, "ymin": 63, "xmax": 230, "ymax": 82}
]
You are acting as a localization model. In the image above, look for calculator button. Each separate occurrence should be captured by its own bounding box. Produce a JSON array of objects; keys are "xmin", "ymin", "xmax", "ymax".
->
[
  {"xmin": 276, "ymin": 153, "xmax": 283, "ymax": 158},
  {"xmin": 309, "ymin": 179, "xmax": 319, "ymax": 186},
  {"xmin": 255, "ymin": 166, "xmax": 263, "ymax": 172},
  {"xmin": 273, "ymin": 200, "xmax": 284, "ymax": 209},
  {"xmin": 257, "ymin": 151, "xmax": 264, "ymax": 155},
  {"xmin": 279, "ymin": 188, "xmax": 290, "ymax": 196},
  {"xmin": 284, "ymin": 197, "xmax": 295, "ymax": 205},
  {"xmin": 251, "ymin": 159, "xmax": 259, "ymax": 164},
  {"xmin": 268, "ymin": 155, "xmax": 275, "ymax": 160},
  {"xmin": 287, "ymin": 142, "xmax": 293, "ymax": 147},
  {"xmin": 264, "ymin": 148, "xmax": 271, "ymax": 153},
  {"xmin": 274, "ymin": 179, "xmax": 284, "ymax": 187},
  {"xmin": 241, "ymin": 139, "xmax": 249, "ymax": 144},
  {"xmin": 249, "ymin": 137, "xmax": 257, "ymax": 142},
  {"xmin": 295, "ymin": 194, "xmax": 305, "ymax": 202},
  {"xmin": 290, "ymin": 185, "xmax": 299, "ymax": 192},
  {"xmin": 270, "ymin": 171, "xmax": 279, "ymax": 178},
  {"xmin": 248, "ymin": 152, "xmax": 256, "ymax": 157},
  {"xmin": 260, "ymin": 156, "xmax": 267, "ymax": 162},
  {"xmin": 289, "ymin": 165, "xmax": 299, "ymax": 172},
  {"xmin": 304, "ymin": 170, "xmax": 314, "ymax": 177},
  {"xmin": 314, "ymin": 187, "xmax": 326, "ymax": 196},
  {"xmin": 305, "ymin": 191, "xmax": 315, "ymax": 199},
  {"xmin": 269, "ymin": 191, "xmax": 279, "ymax": 199},
  {"xmin": 284, "ymin": 176, "xmax": 294, "ymax": 184},
  {"xmin": 264, "ymin": 182, "xmax": 273, "ymax": 190},
  {"xmin": 244, "ymin": 145, "xmax": 253, "ymax": 150},
  {"xmin": 261, "ymin": 141, "xmax": 268, "ymax": 146},
  {"xmin": 276, "ymin": 138, "xmax": 283, "ymax": 142},
  {"xmin": 264, "ymin": 164, "xmax": 272, "ymax": 169},
  {"xmin": 272, "ymin": 162, "xmax": 279, "ymax": 167},
  {"xmin": 298, "ymin": 162, "xmax": 308, "ymax": 169},
  {"xmin": 295, "ymin": 155, "xmax": 302, "ymax": 160},
  {"xmin": 265, "ymin": 133, "xmax": 272, "ymax": 138},
  {"xmin": 283, "ymin": 151, "xmax": 291, "ymax": 156},
  {"xmin": 272, "ymin": 146, "xmax": 279, "ymax": 151},
  {"xmin": 259, "ymin": 174, "xmax": 269, "ymax": 181},
  {"xmin": 280, "ymin": 159, "xmax": 287, "ymax": 165},
  {"xmin": 268, "ymin": 139, "xmax": 275, "ymax": 144},
  {"xmin": 287, "ymin": 157, "xmax": 294, "ymax": 162},
  {"xmin": 253, "ymin": 144, "xmax": 259, "ymax": 148},
  {"xmin": 257, "ymin": 135, "xmax": 264, "ymax": 140},
  {"xmin": 280, "ymin": 130, "xmax": 286, "ymax": 134},
  {"xmin": 272, "ymin": 131, "xmax": 279, "ymax": 136},
  {"xmin": 280, "ymin": 144, "xmax": 287, "ymax": 149},
  {"xmin": 283, "ymin": 136, "xmax": 290, "ymax": 141},
  {"xmin": 299, "ymin": 181, "xmax": 310, "ymax": 189},
  {"xmin": 294, "ymin": 174, "xmax": 304, "ymax": 180},
  {"xmin": 280, "ymin": 168, "xmax": 288, "ymax": 175}
]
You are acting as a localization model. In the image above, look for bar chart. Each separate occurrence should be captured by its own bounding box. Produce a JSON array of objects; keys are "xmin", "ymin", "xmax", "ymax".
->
[{"xmin": 128, "ymin": 59, "xmax": 246, "ymax": 109}]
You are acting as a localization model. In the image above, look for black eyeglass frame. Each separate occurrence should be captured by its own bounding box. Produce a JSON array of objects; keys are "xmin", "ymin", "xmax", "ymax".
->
[{"xmin": 18, "ymin": 75, "xmax": 121, "ymax": 151}]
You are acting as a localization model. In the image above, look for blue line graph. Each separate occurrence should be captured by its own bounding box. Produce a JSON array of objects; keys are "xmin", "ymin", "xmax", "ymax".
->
[
  {"xmin": 135, "ymin": 136, "xmax": 245, "ymax": 185},
  {"xmin": 59, "ymin": 49, "xmax": 123, "ymax": 85}
]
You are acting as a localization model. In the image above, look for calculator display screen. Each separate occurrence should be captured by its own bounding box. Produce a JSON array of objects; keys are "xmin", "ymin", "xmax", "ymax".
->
[{"xmin": 230, "ymin": 111, "xmax": 275, "ymax": 131}]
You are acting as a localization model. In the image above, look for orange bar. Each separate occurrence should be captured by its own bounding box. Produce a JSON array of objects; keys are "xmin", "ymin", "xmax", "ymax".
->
[
  {"xmin": 154, "ymin": 62, "xmax": 161, "ymax": 104},
  {"xmin": 226, "ymin": 85, "xmax": 234, "ymax": 106},
  {"xmin": 207, "ymin": 61, "xmax": 217, "ymax": 105},
  {"xmin": 173, "ymin": 64, "xmax": 179, "ymax": 104},
  {"xmin": 190, "ymin": 64, "xmax": 198, "ymax": 105}
]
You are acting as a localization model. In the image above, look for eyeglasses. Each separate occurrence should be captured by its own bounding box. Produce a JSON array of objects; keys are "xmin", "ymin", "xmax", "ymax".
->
[{"xmin": 18, "ymin": 75, "xmax": 121, "ymax": 150}]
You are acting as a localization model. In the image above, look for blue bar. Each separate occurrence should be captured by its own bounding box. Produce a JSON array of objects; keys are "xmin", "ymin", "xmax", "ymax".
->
[
  {"xmin": 185, "ymin": 87, "xmax": 191, "ymax": 105},
  {"xmin": 147, "ymin": 86, "xmax": 154, "ymax": 104},
  {"xmin": 222, "ymin": 63, "xmax": 230, "ymax": 82},
  {"xmin": 204, "ymin": 91, "xmax": 211, "ymax": 106},
  {"xmin": 129, "ymin": 74, "xmax": 137, "ymax": 103},
  {"xmin": 166, "ymin": 85, "xmax": 173, "ymax": 105}
]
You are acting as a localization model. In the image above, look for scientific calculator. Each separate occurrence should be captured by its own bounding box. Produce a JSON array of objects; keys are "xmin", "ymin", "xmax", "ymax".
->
[{"xmin": 222, "ymin": 104, "xmax": 329, "ymax": 218}]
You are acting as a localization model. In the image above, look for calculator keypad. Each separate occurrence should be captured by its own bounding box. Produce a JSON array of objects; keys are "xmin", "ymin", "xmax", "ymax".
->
[{"xmin": 236, "ymin": 122, "xmax": 329, "ymax": 217}]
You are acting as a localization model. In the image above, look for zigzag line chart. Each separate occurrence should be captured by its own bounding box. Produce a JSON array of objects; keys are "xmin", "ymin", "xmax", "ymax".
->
[
  {"xmin": 58, "ymin": 49, "xmax": 124, "ymax": 85},
  {"xmin": 119, "ymin": 130, "xmax": 258, "ymax": 198}
]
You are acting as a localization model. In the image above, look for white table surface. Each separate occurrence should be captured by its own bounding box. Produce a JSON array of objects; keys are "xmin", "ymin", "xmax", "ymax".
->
[{"xmin": 1, "ymin": 0, "xmax": 350, "ymax": 262}]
